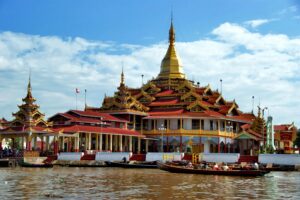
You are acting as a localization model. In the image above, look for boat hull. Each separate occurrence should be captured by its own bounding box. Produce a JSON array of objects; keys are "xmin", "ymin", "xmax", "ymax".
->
[
  {"xmin": 20, "ymin": 162, "xmax": 53, "ymax": 168},
  {"xmin": 105, "ymin": 161, "xmax": 157, "ymax": 169},
  {"xmin": 157, "ymin": 162, "xmax": 270, "ymax": 177}
]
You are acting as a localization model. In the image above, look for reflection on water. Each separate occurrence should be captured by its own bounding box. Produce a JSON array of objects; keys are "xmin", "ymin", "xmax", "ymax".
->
[{"xmin": 0, "ymin": 167, "xmax": 299, "ymax": 199}]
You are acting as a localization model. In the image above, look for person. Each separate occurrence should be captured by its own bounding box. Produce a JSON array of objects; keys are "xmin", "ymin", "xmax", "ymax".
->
[
  {"xmin": 122, "ymin": 156, "xmax": 127, "ymax": 163},
  {"xmin": 222, "ymin": 163, "xmax": 229, "ymax": 171},
  {"xmin": 213, "ymin": 163, "xmax": 219, "ymax": 170},
  {"xmin": 253, "ymin": 162, "xmax": 259, "ymax": 170},
  {"xmin": 186, "ymin": 162, "xmax": 193, "ymax": 168}
]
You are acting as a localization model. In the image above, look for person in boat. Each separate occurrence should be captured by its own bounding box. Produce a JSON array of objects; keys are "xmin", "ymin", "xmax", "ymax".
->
[
  {"xmin": 222, "ymin": 163, "xmax": 229, "ymax": 171},
  {"xmin": 253, "ymin": 162, "xmax": 259, "ymax": 170},
  {"xmin": 122, "ymin": 157, "xmax": 127, "ymax": 163},
  {"xmin": 213, "ymin": 163, "xmax": 219, "ymax": 170},
  {"xmin": 186, "ymin": 162, "xmax": 193, "ymax": 168}
]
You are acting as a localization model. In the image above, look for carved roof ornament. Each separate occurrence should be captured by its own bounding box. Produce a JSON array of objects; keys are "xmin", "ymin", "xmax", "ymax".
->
[{"xmin": 101, "ymin": 70, "xmax": 149, "ymax": 112}]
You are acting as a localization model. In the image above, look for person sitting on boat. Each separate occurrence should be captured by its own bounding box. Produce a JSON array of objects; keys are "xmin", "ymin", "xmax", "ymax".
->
[
  {"xmin": 213, "ymin": 163, "xmax": 219, "ymax": 170},
  {"xmin": 222, "ymin": 163, "xmax": 229, "ymax": 171},
  {"xmin": 253, "ymin": 162, "xmax": 259, "ymax": 170},
  {"xmin": 186, "ymin": 162, "xmax": 193, "ymax": 168},
  {"xmin": 122, "ymin": 157, "xmax": 127, "ymax": 163}
]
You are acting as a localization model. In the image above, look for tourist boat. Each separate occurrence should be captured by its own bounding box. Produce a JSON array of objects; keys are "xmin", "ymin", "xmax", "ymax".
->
[
  {"xmin": 105, "ymin": 161, "xmax": 157, "ymax": 169},
  {"xmin": 157, "ymin": 162, "xmax": 270, "ymax": 176},
  {"xmin": 19, "ymin": 161, "xmax": 53, "ymax": 168}
]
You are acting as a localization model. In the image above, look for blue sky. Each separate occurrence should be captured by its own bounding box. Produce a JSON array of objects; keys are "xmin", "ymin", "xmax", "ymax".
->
[{"xmin": 0, "ymin": 0, "xmax": 300, "ymax": 126}]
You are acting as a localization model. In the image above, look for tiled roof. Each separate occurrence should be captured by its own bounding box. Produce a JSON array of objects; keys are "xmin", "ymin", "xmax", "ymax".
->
[{"xmin": 53, "ymin": 125, "xmax": 144, "ymax": 137}]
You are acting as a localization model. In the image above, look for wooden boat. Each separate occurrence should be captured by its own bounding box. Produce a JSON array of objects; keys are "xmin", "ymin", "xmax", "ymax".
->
[
  {"xmin": 157, "ymin": 162, "xmax": 270, "ymax": 176},
  {"xmin": 105, "ymin": 161, "xmax": 157, "ymax": 169},
  {"xmin": 19, "ymin": 161, "xmax": 53, "ymax": 168}
]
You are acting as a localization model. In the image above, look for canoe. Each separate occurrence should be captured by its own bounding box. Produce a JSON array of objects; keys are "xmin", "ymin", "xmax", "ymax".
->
[
  {"xmin": 19, "ymin": 161, "xmax": 53, "ymax": 168},
  {"xmin": 157, "ymin": 162, "xmax": 270, "ymax": 176},
  {"xmin": 105, "ymin": 161, "xmax": 157, "ymax": 169}
]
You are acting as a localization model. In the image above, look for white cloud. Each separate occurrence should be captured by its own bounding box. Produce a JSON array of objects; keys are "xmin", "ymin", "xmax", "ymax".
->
[
  {"xmin": 278, "ymin": 5, "xmax": 298, "ymax": 15},
  {"xmin": 244, "ymin": 19, "xmax": 272, "ymax": 28},
  {"xmin": 0, "ymin": 22, "xmax": 300, "ymax": 127}
]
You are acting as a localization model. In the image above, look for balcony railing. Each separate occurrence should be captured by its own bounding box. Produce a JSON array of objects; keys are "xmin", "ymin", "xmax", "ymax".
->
[{"xmin": 142, "ymin": 129, "xmax": 235, "ymax": 138}]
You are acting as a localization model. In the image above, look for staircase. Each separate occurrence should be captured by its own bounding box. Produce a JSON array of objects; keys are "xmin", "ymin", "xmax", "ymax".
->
[
  {"xmin": 81, "ymin": 154, "xmax": 95, "ymax": 161},
  {"xmin": 238, "ymin": 155, "xmax": 258, "ymax": 164},
  {"xmin": 130, "ymin": 154, "xmax": 146, "ymax": 161}
]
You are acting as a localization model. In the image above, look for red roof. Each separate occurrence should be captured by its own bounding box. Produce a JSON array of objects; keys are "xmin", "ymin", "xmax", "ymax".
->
[
  {"xmin": 155, "ymin": 90, "xmax": 174, "ymax": 97},
  {"xmin": 149, "ymin": 99, "xmax": 179, "ymax": 106},
  {"xmin": 70, "ymin": 110, "xmax": 126, "ymax": 122},
  {"xmin": 60, "ymin": 113, "xmax": 103, "ymax": 124},
  {"xmin": 274, "ymin": 124, "xmax": 295, "ymax": 131},
  {"xmin": 53, "ymin": 125, "xmax": 144, "ymax": 137}
]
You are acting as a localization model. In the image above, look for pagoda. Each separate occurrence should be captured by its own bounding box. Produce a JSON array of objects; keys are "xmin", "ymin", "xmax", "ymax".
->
[
  {"xmin": 0, "ymin": 76, "xmax": 55, "ymax": 152},
  {"xmin": 88, "ymin": 20, "xmax": 263, "ymax": 155}
]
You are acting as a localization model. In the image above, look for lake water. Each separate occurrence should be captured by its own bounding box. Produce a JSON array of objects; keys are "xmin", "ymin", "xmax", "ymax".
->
[{"xmin": 0, "ymin": 167, "xmax": 299, "ymax": 199}]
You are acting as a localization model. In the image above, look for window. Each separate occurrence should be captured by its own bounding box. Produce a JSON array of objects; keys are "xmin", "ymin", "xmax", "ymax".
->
[
  {"xmin": 210, "ymin": 120, "xmax": 214, "ymax": 130},
  {"xmin": 192, "ymin": 119, "xmax": 200, "ymax": 130}
]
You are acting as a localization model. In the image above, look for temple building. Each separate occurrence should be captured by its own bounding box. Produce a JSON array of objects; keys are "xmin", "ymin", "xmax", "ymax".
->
[
  {"xmin": 0, "ymin": 76, "xmax": 56, "ymax": 153},
  {"xmin": 88, "ymin": 21, "xmax": 261, "ymax": 155},
  {"xmin": 48, "ymin": 109, "xmax": 144, "ymax": 153},
  {"xmin": 274, "ymin": 123, "xmax": 298, "ymax": 153}
]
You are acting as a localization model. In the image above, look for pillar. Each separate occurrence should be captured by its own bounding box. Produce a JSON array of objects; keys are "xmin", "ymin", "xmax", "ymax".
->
[
  {"xmin": 138, "ymin": 137, "xmax": 141, "ymax": 153},
  {"xmin": 105, "ymin": 134, "xmax": 108, "ymax": 151},
  {"xmin": 129, "ymin": 136, "xmax": 132, "ymax": 152},
  {"xmin": 145, "ymin": 140, "xmax": 149, "ymax": 152},
  {"xmin": 95, "ymin": 134, "xmax": 99, "ymax": 150},
  {"xmin": 32, "ymin": 136, "xmax": 37, "ymax": 150},
  {"xmin": 41, "ymin": 136, "xmax": 44, "ymax": 152},
  {"xmin": 218, "ymin": 137, "xmax": 220, "ymax": 153},
  {"xmin": 88, "ymin": 133, "xmax": 92, "ymax": 150},
  {"xmin": 114, "ymin": 135, "xmax": 118, "ymax": 151},
  {"xmin": 109, "ymin": 134, "xmax": 113, "ymax": 152},
  {"xmin": 117, "ymin": 135, "xmax": 122, "ymax": 152},
  {"xmin": 21, "ymin": 137, "xmax": 25, "ymax": 150},
  {"xmin": 99, "ymin": 134, "xmax": 103, "ymax": 151},
  {"xmin": 133, "ymin": 115, "xmax": 136, "ymax": 130},
  {"xmin": 180, "ymin": 136, "xmax": 182, "ymax": 152}
]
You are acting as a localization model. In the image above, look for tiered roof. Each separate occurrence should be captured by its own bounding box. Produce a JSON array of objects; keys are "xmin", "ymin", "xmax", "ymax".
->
[
  {"xmin": 98, "ymin": 21, "xmax": 257, "ymax": 125},
  {"xmin": 0, "ymin": 76, "xmax": 52, "ymax": 134}
]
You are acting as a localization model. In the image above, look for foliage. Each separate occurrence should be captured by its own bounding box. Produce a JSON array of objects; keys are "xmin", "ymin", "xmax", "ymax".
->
[{"xmin": 294, "ymin": 129, "xmax": 300, "ymax": 147}]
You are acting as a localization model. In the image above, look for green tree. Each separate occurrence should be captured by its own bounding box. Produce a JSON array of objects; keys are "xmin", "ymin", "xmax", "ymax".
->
[{"xmin": 294, "ymin": 129, "xmax": 300, "ymax": 147}]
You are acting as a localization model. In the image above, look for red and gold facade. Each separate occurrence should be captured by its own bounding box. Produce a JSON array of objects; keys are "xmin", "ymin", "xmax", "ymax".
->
[
  {"xmin": 274, "ymin": 123, "xmax": 297, "ymax": 153},
  {"xmin": 96, "ymin": 21, "xmax": 262, "ymax": 155}
]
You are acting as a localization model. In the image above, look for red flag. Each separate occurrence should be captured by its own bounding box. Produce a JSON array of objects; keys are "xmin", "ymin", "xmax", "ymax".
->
[{"xmin": 76, "ymin": 88, "xmax": 80, "ymax": 93}]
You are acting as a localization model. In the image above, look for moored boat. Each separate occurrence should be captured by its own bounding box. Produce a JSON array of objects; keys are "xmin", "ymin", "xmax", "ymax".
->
[
  {"xmin": 157, "ymin": 162, "xmax": 270, "ymax": 176},
  {"xmin": 105, "ymin": 161, "xmax": 157, "ymax": 169},
  {"xmin": 19, "ymin": 161, "xmax": 53, "ymax": 168}
]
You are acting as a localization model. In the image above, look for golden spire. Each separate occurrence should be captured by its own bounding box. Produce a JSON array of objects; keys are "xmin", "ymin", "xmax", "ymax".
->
[
  {"xmin": 158, "ymin": 18, "xmax": 185, "ymax": 80},
  {"xmin": 121, "ymin": 65, "xmax": 125, "ymax": 85}
]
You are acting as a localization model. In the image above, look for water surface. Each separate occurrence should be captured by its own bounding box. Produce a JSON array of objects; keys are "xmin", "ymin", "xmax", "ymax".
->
[{"xmin": 0, "ymin": 167, "xmax": 299, "ymax": 199}]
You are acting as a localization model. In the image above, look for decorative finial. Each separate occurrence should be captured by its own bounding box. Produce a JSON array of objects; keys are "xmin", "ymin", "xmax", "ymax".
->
[
  {"xmin": 28, "ymin": 69, "xmax": 32, "ymax": 92},
  {"xmin": 169, "ymin": 16, "xmax": 175, "ymax": 45},
  {"xmin": 121, "ymin": 64, "xmax": 124, "ymax": 85}
]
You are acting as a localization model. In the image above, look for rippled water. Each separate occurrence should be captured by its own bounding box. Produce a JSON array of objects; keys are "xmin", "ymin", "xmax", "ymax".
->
[{"xmin": 0, "ymin": 167, "xmax": 299, "ymax": 199}]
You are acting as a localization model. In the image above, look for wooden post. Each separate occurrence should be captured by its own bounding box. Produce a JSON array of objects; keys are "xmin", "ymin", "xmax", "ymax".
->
[
  {"xmin": 88, "ymin": 133, "xmax": 92, "ymax": 150},
  {"xmin": 109, "ymin": 134, "xmax": 113, "ymax": 152},
  {"xmin": 138, "ymin": 137, "xmax": 141, "ymax": 153},
  {"xmin": 119, "ymin": 135, "xmax": 123, "ymax": 152},
  {"xmin": 145, "ymin": 140, "xmax": 149, "ymax": 152},
  {"xmin": 129, "ymin": 136, "xmax": 132, "ymax": 152},
  {"xmin": 95, "ymin": 134, "xmax": 99, "ymax": 150},
  {"xmin": 99, "ymin": 134, "xmax": 103, "ymax": 152}
]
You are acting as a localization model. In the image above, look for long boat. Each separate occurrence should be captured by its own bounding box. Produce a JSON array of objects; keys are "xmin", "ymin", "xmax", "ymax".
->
[
  {"xmin": 19, "ymin": 161, "xmax": 53, "ymax": 168},
  {"xmin": 105, "ymin": 161, "xmax": 157, "ymax": 169},
  {"xmin": 157, "ymin": 162, "xmax": 270, "ymax": 176}
]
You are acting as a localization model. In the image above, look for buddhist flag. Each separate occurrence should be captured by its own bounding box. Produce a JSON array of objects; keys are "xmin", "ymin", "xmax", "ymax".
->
[{"xmin": 76, "ymin": 88, "xmax": 80, "ymax": 93}]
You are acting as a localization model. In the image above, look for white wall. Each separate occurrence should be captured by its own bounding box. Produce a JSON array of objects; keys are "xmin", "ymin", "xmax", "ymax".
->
[
  {"xmin": 183, "ymin": 119, "xmax": 192, "ymax": 130},
  {"xmin": 58, "ymin": 152, "xmax": 83, "ymax": 161},
  {"xmin": 204, "ymin": 120, "xmax": 210, "ymax": 130},
  {"xmin": 259, "ymin": 154, "xmax": 300, "ymax": 165},
  {"xmin": 200, "ymin": 153, "xmax": 240, "ymax": 163},
  {"xmin": 95, "ymin": 152, "xmax": 132, "ymax": 161},
  {"xmin": 170, "ymin": 119, "xmax": 178, "ymax": 130},
  {"xmin": 146, "ymin": 152, "xmax": 184, "ymax": 162}
]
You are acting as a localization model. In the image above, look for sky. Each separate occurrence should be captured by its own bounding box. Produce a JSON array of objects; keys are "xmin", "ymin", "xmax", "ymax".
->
[{"xmin": 0, "ymin": 0, "xmax": 300, "ymax": 126}]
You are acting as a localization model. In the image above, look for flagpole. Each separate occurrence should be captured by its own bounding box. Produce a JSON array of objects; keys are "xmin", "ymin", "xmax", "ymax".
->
[
  {"xmin": 76, "ymin": 91, "xmax": 78, "ymax": 110},
  {"xmin": 84, "ymin": 89, "xmax": 87, "ymax": 110}
]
